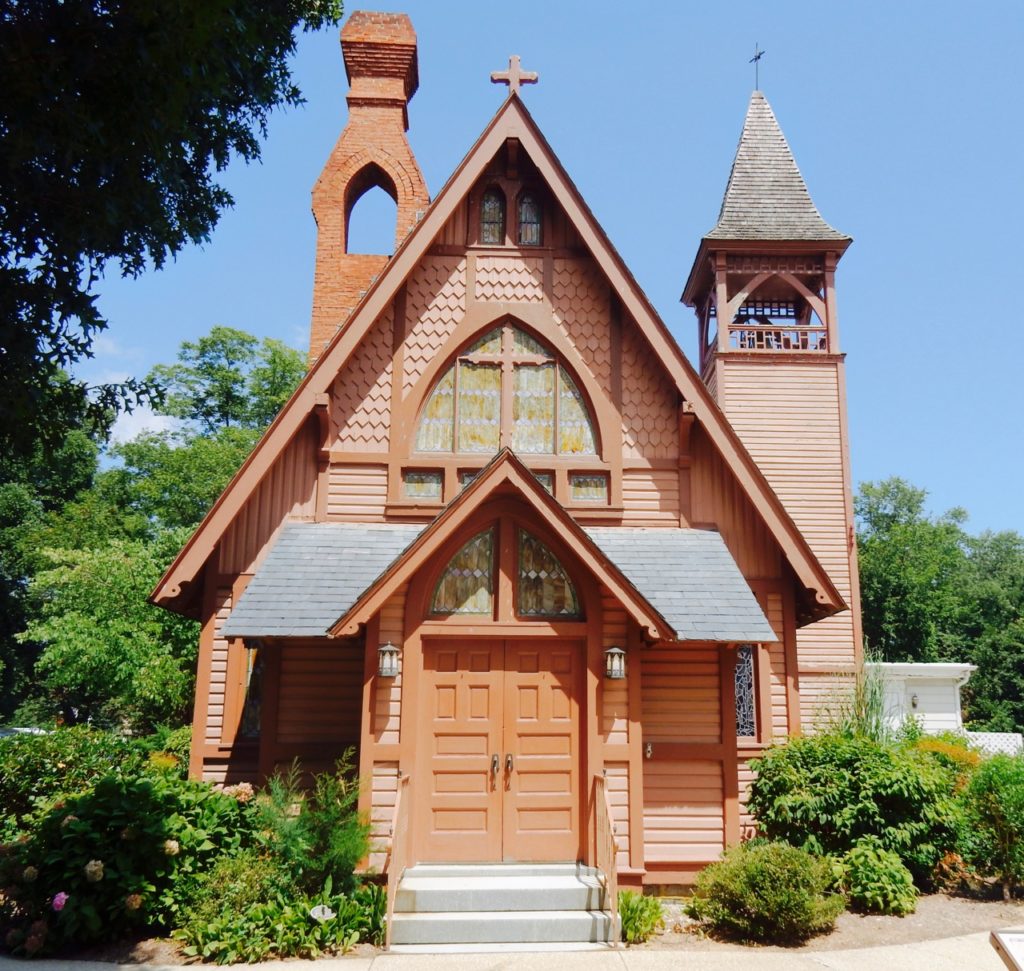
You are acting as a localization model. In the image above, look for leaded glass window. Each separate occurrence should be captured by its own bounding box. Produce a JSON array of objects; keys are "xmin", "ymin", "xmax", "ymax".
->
[
  {"xmin": 518, "ymin": 192, "xmax": 542, "ymax": 246},
  {"xmin": 431, "ymin": 529, "xmax": 495, "ymax": 615},
  {"xmin": 239, "ymin": 648, "xmax": 263, "ymax": 738},
  {"xmin": 570, "ymin": 473, "xmax": 608, "ymax": 503},
  {"xmin": 414, "ymin": 322, "xmax": 598, "ymax": 460},
  {"xmin": 518, "ymin": 530, "xmax": 581, "ymax": 618},
  {"xmin": 735, "ymin": 645, "xmax": 757, "ymax": 737},
  {"xmin": 481, "ymin": 188, "xmax": 505, "ymax": 244},
  {"xmin": 404, "ymin": 470, "xmax": 442, "ymax": 499}
]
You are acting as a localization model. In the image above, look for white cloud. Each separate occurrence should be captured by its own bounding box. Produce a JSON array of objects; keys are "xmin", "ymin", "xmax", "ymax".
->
[{"xmin": 108, "ymin": 407, "xmax": 179, "ymax": 444}]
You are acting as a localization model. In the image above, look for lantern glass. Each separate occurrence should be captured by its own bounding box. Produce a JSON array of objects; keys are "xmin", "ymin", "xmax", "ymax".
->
[
  {"xmin": 378, "ymin": 641, "xmax": 400, "ymax": 678},
  {"xmin": 604, "ymin": 645, "xmax": 626, "ymax": 680}
]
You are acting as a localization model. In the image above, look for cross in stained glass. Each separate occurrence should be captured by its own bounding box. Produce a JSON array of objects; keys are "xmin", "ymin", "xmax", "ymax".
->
[{"xmin": 490, "ymin": 55, "xmax": 539, "ymax": 95}]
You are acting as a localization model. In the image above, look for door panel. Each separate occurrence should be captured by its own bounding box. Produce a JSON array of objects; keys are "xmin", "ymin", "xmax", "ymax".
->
[
  {"xmin": 419, "ymin": 641, "xmax": 503, "ymax": 862},
  {"xmin": 420, "ymin": 639, "xmax": 581, "ymax": 862},
  {"xmin": 502, "ymin": 642, "xmax": 580, "ymax": 861}
]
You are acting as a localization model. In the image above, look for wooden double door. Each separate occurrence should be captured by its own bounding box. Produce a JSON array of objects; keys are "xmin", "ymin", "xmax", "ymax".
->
[{"xmin": 417, "ymin": 638, "xmax": 582, "ymax": 862}]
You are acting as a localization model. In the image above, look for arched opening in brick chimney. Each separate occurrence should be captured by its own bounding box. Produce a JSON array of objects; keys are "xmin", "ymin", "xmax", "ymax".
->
[{"xmin": 345, "ymin": 163, "xmax": 399, "ymax": 255}]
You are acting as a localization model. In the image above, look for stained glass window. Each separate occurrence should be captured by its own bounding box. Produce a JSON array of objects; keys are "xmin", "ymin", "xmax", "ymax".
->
[
  {"xmin": 481, "ymin": 188, "xmax": 505, "ymax": 244},
  {"xmin": 239, "ymin": 648, "xmax": 263, "ymax": 738},
  {"xmin": 518, "ymin": 192, "xmax": 542, "ymax": 246},
  {"xmin": 518, "ymin": 530, "xmax": 581, "ymax": 617},
  {"xmin": 404, "ymin": 470, "xmax": 442, "ymax": 499},
  {"xmin": 414, "ymin": 323, "xmax": 597, "ymax": 461},
  {"xmin": 735, "ymin": 645, "xmax": 757, "ymax": 737},
  {"xmin": 532, "ymin": 472, "xmax": 554, "ymax": 494},
  {"xmin": 431, "ymin": 529, "xmax": 495, "ymax": 615},
  {"xmin": 570, "ymin": 473, "xmax": 608, "ymax": 503}
]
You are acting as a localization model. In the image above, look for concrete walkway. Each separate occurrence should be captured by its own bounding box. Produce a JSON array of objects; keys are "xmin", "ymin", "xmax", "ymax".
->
[{"xmin": 0, "ymin": 931, "xmax": 1010, "ymax": 971}]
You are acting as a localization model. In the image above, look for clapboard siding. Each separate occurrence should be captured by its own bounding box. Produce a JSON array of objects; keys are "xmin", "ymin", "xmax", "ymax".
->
[
  {"xmin": 368, "ymin": 761, "xmax": 399, "ymax": 872},
  {"xmin": 207, "ymin": 587, "xmax": 232, "ymax": 746},
  {"xmin": 643, "ymin": 760, "xmax": 725, "ymax": 864},
  {"xmin": 276, "ymin": 638, "xmax": 362, "ymax": 747},
  {"xmin": 642, "ymin": 648, "xmax": 721, "ymax": 742},
  {"xmin": 606, "ymin": 762, "xmax": 631, "ymax": 871},
  {"xmin": 601, "ymin": 591, "xmax": 629, "ymax": 745},
  {"xmin": 622, "ymin": 468, "xmax": 681, "ymax": 524},
  {"xmin": 327, "ymin": 463, "xmax": 388, "ymax": 521}
]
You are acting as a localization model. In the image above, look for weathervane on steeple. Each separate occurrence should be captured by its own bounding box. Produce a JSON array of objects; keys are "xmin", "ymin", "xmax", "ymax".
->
[
  {"xmin": 491, "ymin": 55, "xmax": 538, "ymax": 96},
  {"xmin": 749, "ymin": 43, "xmax": 766, "ymax": 89}
]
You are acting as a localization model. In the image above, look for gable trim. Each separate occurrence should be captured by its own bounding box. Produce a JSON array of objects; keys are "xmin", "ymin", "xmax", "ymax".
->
[{"xmin": 152, "ymin": 93, "xmax": 842, "ymax": 620}]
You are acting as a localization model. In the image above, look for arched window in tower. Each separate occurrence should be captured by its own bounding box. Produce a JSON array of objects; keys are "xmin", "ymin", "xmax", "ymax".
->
[
  {"xmin": 414, "ymin": 323, "xmax": 597, "ymax": 456},
  {"xmin": 518, "ymin": 529, "xmax": 581, "ymax": 618},
  {"xmin": 431, "ymin": 528, "xmax": 495, "ymax": 615},
  {"xmin": 480, "ymin": 188, "xmax": 505, "ymax": 244},
  {"xmin": 517, "ymin": 191, "xmax": 542, "ymax": 246}
]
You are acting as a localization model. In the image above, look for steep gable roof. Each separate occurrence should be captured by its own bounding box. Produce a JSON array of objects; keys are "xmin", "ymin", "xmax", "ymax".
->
[
  {"xmin": 707, "ymin": 91, "xmax": 849, "ymax": 243},
  {"xmin": 152, "ymin": 92, "xmax": 843, "ymax": 622}
]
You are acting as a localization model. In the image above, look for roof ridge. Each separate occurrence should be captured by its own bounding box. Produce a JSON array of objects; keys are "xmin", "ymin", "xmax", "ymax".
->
[{"xmin": 706, "ymin": 90, "xmax": 849, "ymax": 242}]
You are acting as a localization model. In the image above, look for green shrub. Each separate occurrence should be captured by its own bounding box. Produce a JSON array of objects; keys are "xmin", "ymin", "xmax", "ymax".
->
[
  {"xmin": 175, "ymin": 877, "xmax": 373, "ymax": 964},
  {"xmin": 0, "ymin": 727, "xmax": 146, "ymax": 832},
  {"xmin": 748, "ymin": 732, "xmax": 957, "ymax": 879},
  {"xmin": 618, "ymin": 890, "xmax": 663, "ymax": 944},
  {"xmin": 176, "ymin": 847, "xmax": 290, "ymax": 929},
  {"xmin": 961, "ymin": 754, "xmax": 1024, "ymax": 900},
  {"xmin": 253, "ymin": 755, "xmax": 369, "ymax": 896},
  {"xmin": 0, "ymin": 774, "xmax": 253, "ymax": 955},
  {"xmin": 841, "ymin": 838, "xmax": 917, "ymax": 915},
  {"xmin": 685, "ymin": 841, "xmax": 843, "ymax": 944}
]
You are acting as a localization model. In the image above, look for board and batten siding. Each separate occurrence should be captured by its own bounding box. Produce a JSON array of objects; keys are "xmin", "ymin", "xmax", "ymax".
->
[
  {"xmin": 641, "ymin": 647, "xmax": 725, "ymax": 869},
  {"xmin": 217, "ymin": 423, "xmax": 318, "ymax": 576}
]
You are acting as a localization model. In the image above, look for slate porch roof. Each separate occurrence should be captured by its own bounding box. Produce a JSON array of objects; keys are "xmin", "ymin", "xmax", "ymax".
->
[
  {"xmin": 706, "ymin": 91, "xmax": 849, "ymax": 243},
  {"xmin": 222, "ymin": 522, "xmax": 776, "ymax": 643}
]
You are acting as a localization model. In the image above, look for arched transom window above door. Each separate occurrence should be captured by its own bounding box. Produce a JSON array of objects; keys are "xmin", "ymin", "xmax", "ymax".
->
[
  {"xmin": 415, "ymin": 323, "xmax": 597, "ymax": 457},
  {"xmin": 429, "ymin": 524, "xmax": 582, "ymax": 620}
]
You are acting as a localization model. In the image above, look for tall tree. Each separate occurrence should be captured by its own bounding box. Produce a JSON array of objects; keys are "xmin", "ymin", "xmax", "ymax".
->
[
  {"xmin": 0, "ymin": 0, "xmax": 341, "ymax": 459},
  {"xmin": 147, "ymin": 326, "xmax": 306, "ymax": 432},
  {"xmin": 855, "ymin": 478, "xmax": 968, "ymax": 662}
]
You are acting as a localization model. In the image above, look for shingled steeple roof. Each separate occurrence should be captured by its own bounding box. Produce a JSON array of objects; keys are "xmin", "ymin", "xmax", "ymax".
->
[{"xmin": 706, "ymin": 91, "xmax": 849, "ymax": 242}]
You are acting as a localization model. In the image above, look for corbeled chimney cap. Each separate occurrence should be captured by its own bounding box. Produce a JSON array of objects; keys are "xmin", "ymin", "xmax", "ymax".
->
[{"xmin": 341, "ymin": 11, "xmax": 419, "ymax": 101}]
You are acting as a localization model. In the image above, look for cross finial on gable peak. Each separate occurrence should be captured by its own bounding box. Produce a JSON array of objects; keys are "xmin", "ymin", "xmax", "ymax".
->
[{"xmin": 490, "ymin": 55, "xmax": 538, "ymax": 95}]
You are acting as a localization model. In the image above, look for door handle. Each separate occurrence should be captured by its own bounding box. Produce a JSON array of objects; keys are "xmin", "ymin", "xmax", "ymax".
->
[
  {"xmin": 491, "ymin": 754, "xmax": 499, "ymax": 777},
  {"xmin": 505, "ymin": 753, "xmax": 514, "ymax": 773}
]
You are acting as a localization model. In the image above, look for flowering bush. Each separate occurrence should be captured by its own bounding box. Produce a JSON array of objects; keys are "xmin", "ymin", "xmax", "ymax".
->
[{"xmin": 0, "ymin": 774, "xmax": 253, "ymax": 955}]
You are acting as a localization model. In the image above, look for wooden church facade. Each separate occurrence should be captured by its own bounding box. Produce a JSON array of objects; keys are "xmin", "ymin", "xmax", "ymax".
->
[{"xmin": 153, "ymin": 12, "xmax": 860, "ymax": 889}]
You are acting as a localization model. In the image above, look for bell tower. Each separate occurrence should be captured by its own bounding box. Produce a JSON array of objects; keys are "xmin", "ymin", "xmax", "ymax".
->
[
  {"xmin": 308, "ymin": 11, "xmax": 430, "ymax": 362},
  {"xmin": 683, "ymin": 91, "xmax": 862, "ymax": 722}
]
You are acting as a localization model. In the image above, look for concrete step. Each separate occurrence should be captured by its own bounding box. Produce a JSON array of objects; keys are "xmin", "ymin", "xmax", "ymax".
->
[
  {"xmin": 406, "ymin": 862, "xmax": 598, "ymax": 879},
  {"xmin": 389, "ymin": 909, "xmax": 615, "ymax": 945},
  {"xmin": 396, "ymin": 872, "xmax": 606, "ymax": 913},
  {"xmin": 389, "ymin": 942, "xmax": 617, "ymax": 953}
]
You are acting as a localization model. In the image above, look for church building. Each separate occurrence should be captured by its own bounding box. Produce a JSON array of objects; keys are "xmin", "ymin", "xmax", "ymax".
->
[{"xmin": 153, "ymin": 10, "xmax": 861, "ymax": 944}]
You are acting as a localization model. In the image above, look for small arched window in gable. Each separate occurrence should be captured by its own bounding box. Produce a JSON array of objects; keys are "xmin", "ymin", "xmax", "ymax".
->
[
  {"xmin": 518, "ymin": 529, "xmax": 581, "ymax": 618},
  {"xmin": 480, "ymin": 188, "xmax": 505, "ymax": 244},
  {"xmin": 414, "ymin": 323, "xmax": 597, "ymax": 457},
  {"xmin": 517, "ymin": 191, "xmax": 542, "ymax": 246},
  {"xmin": 431, "ymin": 528, "xmax": 495, "ymax": 615}
]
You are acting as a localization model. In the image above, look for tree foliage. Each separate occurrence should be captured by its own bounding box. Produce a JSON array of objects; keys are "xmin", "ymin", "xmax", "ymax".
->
[
  {"xmin": 857, "ymin": 477, "xmax": 1024, "ymax": 732},
  {"xmin": 0, "ymin": 0, "xmax": 341, "ymax": 459}
]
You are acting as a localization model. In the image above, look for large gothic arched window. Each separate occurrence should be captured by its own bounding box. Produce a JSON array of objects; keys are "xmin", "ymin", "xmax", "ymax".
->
[{"xmin": 414, "ymin": 323, "xmax": 597, "ymax": 457}]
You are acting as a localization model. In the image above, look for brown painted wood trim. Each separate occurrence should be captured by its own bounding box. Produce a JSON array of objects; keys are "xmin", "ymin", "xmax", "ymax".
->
[
  {"xmin": 257, "ymin": 641, "xmax": 282, "ymax": 782},
  {"xmin": 586, "ymin": 622, "xmax": 603, "ymax": 867},
  {"xmin": 189, "ymin": 576, "xmax": 218, "ymax": 780},
  {"xmin": 626, "ymin": 622, "xmax": 645, "ymax": 872},
  {"xmin": 721, "ymin": 645, "xmax": 741, "ymax": 848},
  {"xmin": 357, "ymin": 614, "xmax": 380, "ymax": 829},
  {"xmin": 783, "ymin": 584, "xmax": 801, "ymax": 735},
  {"xmin": 756, "ymin": 642, "xmax": 773, "ymax": 744}
]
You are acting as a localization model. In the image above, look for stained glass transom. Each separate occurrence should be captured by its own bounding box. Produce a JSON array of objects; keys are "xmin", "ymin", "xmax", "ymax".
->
[
  {"xmin": 735, "ymin": 645, "xmax": 757, "ymax": 737},
  {"xmin": 431, "ymin": 529, "xmax": 495, "ymax": 615},
  {"xmin": 518, "ymin": 530, "xmax": 581, "ymax": 618},
  {"xmin": 404, "ymin": 470, "xmax": 442, "ymax": 499},
  {"xmin": 481, "ymin": 188, "xmax": 505, "ymax": 244},
  {"xmin": 415, "ymin": 323, "xmax": 597, "ymax": 460},
  {"xmin": 570, "ymin": 473, "xmax": 608, "ymax": 503},
  {"xmin": 518, "ymin": 192, "xmax": 542, "ymax": 246}
]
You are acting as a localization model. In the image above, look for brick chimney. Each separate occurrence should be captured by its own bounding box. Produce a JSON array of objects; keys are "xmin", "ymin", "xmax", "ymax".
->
[{"xmin": 309, "ymin": 11, "xmax": 429, "ymax": 362}]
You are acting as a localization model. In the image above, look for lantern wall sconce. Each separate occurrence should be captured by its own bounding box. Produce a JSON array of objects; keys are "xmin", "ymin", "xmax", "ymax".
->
[
  {"xmin": 910, "ymin": 693, "xmax": 919, "ymax": 709},
  {"xmin": 378, "ymin": 641, "xmax": 401, "ymax": 678},
  {"xmin": 604, "ymin": 645, "xmax": 626, "ymax": 680}
]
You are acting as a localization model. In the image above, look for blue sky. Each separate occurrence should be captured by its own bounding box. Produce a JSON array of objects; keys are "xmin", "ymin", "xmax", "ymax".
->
[{"xmin": 85, "ymin": 1, "xmax": 1023, "ymax": 534}]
